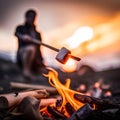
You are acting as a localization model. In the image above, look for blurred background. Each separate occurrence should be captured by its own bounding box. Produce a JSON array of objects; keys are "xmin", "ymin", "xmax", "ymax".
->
[{"xmin": 0, "ymin": 0, "xmax": 120, "ymax": 73}]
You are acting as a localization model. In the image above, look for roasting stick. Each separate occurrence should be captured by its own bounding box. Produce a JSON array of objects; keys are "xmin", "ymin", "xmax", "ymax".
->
[
  {"xmin": 33, "ymin": 38, "xmax": 59, "ymax": 52},
  {"xmin": 0, "ymin": 89, "xmax": 48, "ymax": 109},
  {"xmin": 32, "ymin": 38, "xmax": 81, "ymax": 62},
  {"xmin": 16, "ymin": 33, "xmax": 80, "ymax": 64}
]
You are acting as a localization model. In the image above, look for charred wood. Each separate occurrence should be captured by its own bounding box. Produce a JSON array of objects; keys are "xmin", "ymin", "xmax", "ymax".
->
[
  {"xmin": 47, "ymin": 105, "xmax": 67, "ymax": 119},
  {"xmin": 74, "ymin": 93, "xmax": 120, "ymax": 110},
  {"xmin": 0, "ymin": 96, "xmax": 44, "ymax": 120},
  {"xmin": 67, "ymin": 104, "xmax": 92, "ymax": 120},
  {"xmin": 65, "ymin": 102, "xmax": 76, "ymax": 116},
  {"xmin": 11, "ymin": 96, "xmax": 43, "ymax": 120},
  {"xmin": 85, "ymin": 109, "xmax": 120, "ymax": 120},
  {"xmin": 56, "ymin": 99, "xmax": 62, "ymax": 107}
]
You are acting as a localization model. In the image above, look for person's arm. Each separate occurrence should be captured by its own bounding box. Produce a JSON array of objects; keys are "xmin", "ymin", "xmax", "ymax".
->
[{"xmin": 16, "ymin": 33, "xmax": 32, "ymax": 42}]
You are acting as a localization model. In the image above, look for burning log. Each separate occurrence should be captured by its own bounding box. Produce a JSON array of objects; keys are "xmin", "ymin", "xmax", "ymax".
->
[
  {"xmin": 47, "ymin": 105, "xmax": 67, "ymax": 119},
  {"xmin": 0, "ymin": 89, "xmax": 48, "ymax": 109},
  {"xmin": 67, "ymin": 104, "xmax": 92, "ymax": 120},
  {"xmin": 65, "ymin": 102, "xmax": 76, "ymax": 116},
  {"xmin": 74, "ymin": 93, "xmax": 120, "ymax": 110},
  {"xmin": 10, "ymin": 82, "xmax": 57, "ymax": 95}
]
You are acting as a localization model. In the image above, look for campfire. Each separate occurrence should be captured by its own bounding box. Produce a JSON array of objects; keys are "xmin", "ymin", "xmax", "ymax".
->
[
  {"xmin": 40, "ymin": 68, "xmax": 85, "ymax": 118},
  {"xmin": 0, "ymin": 68, "xmax": 120, "ymax": 120}
]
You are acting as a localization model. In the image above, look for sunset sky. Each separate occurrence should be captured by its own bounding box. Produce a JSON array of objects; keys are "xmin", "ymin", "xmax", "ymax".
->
[{"xmin": 0, "ymin": 0, "xmax": 120, "ymax": 72}]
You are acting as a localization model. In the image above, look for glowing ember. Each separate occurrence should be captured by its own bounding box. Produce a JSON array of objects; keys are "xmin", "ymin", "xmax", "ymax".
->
[
  {"xmin": 104, "ymin": 91, "xmax": 112, "ymax": 97},
  {"xmin": 76, "ymin": 84, "xmax": 86, "ymax": 92}
]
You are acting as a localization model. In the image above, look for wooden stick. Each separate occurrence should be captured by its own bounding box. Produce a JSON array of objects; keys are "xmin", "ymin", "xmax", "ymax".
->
[
  {"xmin": 0, "ymin": 89, "xmax": 48, "ymax": 109},
  {"xmin": 40, "ymin": 98, "xmax": 57, "ymax": 109},
  {"xmin": 10, "ymin": 82, "xmax": 57, "ymax": 95}
]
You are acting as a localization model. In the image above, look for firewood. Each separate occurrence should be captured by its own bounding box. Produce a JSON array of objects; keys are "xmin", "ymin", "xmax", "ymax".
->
[
  {"xmin": 47, "ymin": 105, "xmax": 67, "ymax": 119},
  {"xmin": 11, "ymin": 96, "xmax": 43, "ymax": 120},
  {"xmin": 74, "ymin": 93, "xmax": 120, "ymax": 110},
  {"xmin": 10, "ymin": 82, "xmax": 57, "ymax": 95},
  {"xmin": 40, "ymin": 98, "xmax": 57, "ymax": 109},
  {"xmin": 65, "ymin": 102, "xmax": 76, "ymax": 116},
  {"xmin": 0, "ymin": 89, "xmax": 48, "ymax": 109}
]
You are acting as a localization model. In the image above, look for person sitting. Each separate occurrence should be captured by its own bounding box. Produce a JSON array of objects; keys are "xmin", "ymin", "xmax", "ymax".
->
[{"xmin": 15, "ymin": 9, "xmax": 45, "ymax": 79}]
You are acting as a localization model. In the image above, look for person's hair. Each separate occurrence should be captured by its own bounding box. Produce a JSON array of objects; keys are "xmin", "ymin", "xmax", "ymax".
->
[{"xmin": 25, "ymin": 9, "xmax": 37, "ymax": 18}]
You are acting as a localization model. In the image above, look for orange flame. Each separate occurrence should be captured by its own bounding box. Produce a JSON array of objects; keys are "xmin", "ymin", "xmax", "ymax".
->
[{"xmin": 43, "ymin": 68, "xmax": 84, "ymax": 117}]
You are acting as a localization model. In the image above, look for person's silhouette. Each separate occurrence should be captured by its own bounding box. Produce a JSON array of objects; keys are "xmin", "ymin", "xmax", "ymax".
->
[{"xmin": 15, "ymin": 9, "xmax": 45, "ymax": 79}]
